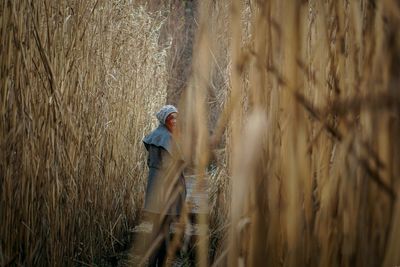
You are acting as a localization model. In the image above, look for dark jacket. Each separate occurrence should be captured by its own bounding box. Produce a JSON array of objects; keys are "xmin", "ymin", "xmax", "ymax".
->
[{"xmin": 142, "ymin": 124, "xmax": 186, "ymax": 215}]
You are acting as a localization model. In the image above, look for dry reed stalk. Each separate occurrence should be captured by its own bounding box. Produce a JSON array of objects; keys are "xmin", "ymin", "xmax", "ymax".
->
[
  {"xmin": 186, "ymin": 1, "xmax": 213, "ymax": 266},
  {"xmin": 230, "ymin": 110, "xmax": 268, "ymax": 267},
  {"xmin": 226, "ymin": 1, "xmax": 244, "ymax": 266}
]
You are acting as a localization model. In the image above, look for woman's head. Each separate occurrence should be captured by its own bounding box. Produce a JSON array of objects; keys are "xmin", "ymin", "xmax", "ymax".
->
[{"xmin": 156, "ymin": 105, "xmax": 178, "ymax": 132}]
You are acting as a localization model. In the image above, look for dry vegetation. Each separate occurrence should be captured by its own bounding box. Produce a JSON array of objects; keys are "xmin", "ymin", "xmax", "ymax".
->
[
  {"xmin": 2, "ymin": 0, "xmax": 400, "ymax": 266},
  {"xmin": 1, "ymin": 1, "xmax": 169, "ymax": 265}
]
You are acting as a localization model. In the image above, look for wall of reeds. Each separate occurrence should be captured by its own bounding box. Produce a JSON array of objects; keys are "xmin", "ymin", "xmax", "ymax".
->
[
  {"xmin": 2, "ymin": 0, "xmax": 400, "ymax": 266},
  {"xmin": 181, "ymin": 0, "xmax": 400, "ymax": 266},
  {"xmin": 1, "ymin": 1, "xmax": 169, "ymax": 265}
]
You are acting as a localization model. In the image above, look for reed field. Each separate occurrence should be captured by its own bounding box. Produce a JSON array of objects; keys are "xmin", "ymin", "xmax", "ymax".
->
[{"xmin": 1, "ymin": 0, "xmax": 400, "ymax": 266}]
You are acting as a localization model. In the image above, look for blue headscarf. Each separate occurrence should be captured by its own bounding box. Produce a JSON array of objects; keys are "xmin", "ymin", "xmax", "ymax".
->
[{"xmin": 156, "ymin": 105, "xmax": 178, "ymax": 125}]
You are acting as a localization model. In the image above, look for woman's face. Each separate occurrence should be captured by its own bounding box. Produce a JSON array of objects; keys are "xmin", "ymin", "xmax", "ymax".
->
[{"xmin": 166, "ymin": 112, "xmax": 177, "ymax": 132}]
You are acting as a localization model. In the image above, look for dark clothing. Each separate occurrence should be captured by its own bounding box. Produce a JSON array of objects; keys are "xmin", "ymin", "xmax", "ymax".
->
[
  {"xmin": 143, "ymin": 124, "xmax": 173, "ymax": 154},
  {"xmin": 147, "ymin": 214, "xmax": 176, "ymax": 267},
  {"xmin": 143, "ymin": 124, "xmax": 186, "ymax": 266},
  {"xmin": 148, "ymin": 238, "xmax": 166, "ymax": 267},
  {"xmin": 143, "ymin": 124, "xmax": 186, "ymax": 215}
]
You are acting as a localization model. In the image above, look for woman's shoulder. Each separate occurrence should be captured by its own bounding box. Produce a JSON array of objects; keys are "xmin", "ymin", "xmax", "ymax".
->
[{"xmin": 143, "ymin": 124, "xmax": 171, "ymax": 152}]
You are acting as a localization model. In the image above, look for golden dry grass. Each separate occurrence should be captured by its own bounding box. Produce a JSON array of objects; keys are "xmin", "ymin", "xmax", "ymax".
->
[
  {"xmin": 1, "ymin": 1, "xmax": 169, "ymax": 265},
  {"xmin": 2, "ymin": 0, "xmax": 400, "ymax": 266}
]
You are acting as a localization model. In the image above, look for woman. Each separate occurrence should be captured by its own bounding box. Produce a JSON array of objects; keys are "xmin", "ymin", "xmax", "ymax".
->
[{"xmin": 142, "ymin": 105, "xmax": 186, "ymax": 266}]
